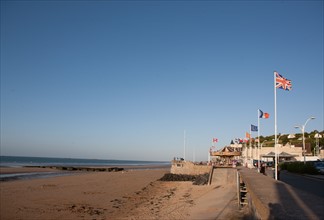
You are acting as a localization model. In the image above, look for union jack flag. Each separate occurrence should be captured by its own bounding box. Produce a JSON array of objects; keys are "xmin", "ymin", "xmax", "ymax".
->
[{"xmin": 275, "ymin": 71, "xmax": 292, "ymax": 91}]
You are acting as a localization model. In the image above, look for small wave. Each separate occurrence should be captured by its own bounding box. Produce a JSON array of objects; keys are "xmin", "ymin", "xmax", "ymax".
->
[{"xmin": 0, "ymin": 172, "xmax": 74, "ymax": 182}]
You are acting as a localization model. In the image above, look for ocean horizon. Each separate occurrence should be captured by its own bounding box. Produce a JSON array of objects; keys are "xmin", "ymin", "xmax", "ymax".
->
[{"xmin": 0, "ymin": 155, "xmax": 171, "ymax": 167}]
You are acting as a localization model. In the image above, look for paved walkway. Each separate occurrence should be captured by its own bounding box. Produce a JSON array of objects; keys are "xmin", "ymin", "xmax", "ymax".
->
[
  {"xmin": 239, "ymin": 167, "xmax": 324, "ymax": 219},
  {"xmin": 188, "ymin": 168, "xmax": 243, "ymax": 220},
  {"xmin": 188, "ymin": 167, "xmax": 324, "ymax": 219},
  {"xmin": 262, "ymin": 167, "xmax": 324, "ymax": 181}
]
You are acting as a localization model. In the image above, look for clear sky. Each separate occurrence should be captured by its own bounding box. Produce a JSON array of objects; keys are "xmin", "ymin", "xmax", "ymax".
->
[{"xmin": 1, "ymin": 0, "xmax": 323, "ymax": 162}]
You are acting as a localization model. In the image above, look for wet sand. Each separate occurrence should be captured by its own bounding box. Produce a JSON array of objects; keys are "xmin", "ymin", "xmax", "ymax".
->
[
  {"xmin": 0, "ymin": 167, "xmax": 246, "ymax": 219},
  {"xmin": 0, "ymin": 167, "xmax": 59, "ymax": 174}
]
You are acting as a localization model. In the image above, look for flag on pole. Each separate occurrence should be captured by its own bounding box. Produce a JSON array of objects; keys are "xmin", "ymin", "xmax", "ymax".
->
[
  {"xmin": 212, "ymin": 138, "xmax": 218, "ymax": 143},
  {"xmin": 275, "ymin": 71, "xmax": 292, "ymax": 91},
  {"xmin": 245, "ymin": 132, "xmax": 251, "ymax": 139},
  {"xmin": 234, "ymin": 138, "xmax": 244, "ymax": 144},
  {"xmin": 274, "ymin": 71, "xmax": 292, "ymax": 180},
  {"xmin": 259, "ymin": 109, "xmax": 270, "ymax": 119},
  {"xmin": 251, "ymin": 124, "xmax": 258, "ymax": 132}
]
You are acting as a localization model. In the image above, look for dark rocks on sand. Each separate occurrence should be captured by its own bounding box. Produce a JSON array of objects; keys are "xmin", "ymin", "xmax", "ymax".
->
[{"xmin": 159, "ymin": 173, "xmax": 209, "ymax": 185}]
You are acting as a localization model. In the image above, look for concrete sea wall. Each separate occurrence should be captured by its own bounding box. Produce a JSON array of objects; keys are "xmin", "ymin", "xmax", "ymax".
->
[{"xmin": 170, "ymin": 161, "xmax": 211, "ymax": 175}]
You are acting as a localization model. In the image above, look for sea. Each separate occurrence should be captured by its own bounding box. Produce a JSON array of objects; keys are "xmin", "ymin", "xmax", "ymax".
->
[{"xmin": 0, "ymin": 156, "xmax": 170, "ymax": 181}]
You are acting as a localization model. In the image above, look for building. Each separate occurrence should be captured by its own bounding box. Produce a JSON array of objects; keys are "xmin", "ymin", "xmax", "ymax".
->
[
  {"xmin": 210, "ymin": 145, "xmax": 242, "ymax": 166},
  {"xmin": 240, "ymin": 142, "xmax": 322, "ymax": 168}
]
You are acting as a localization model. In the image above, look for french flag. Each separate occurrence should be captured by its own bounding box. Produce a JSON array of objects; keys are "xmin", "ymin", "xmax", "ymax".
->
[{"xmin": 259, "ymin": 110, "xmax": 270, "ymax": 119}]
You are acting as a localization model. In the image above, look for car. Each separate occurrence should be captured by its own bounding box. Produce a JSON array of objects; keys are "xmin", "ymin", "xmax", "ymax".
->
[
  {"xmin": 253, "ymin": 160, "xmax": 264, "ymax": 167},
  {"xmin": 314, "ymin": 162, "xmax": 324, "ymax": 174},
  {"xmin": 266, "ymin": 161, "xmax": 274, "ymax": 167}
]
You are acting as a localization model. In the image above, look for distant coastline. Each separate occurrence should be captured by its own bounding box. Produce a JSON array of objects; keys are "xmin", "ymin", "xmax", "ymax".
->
[
  {"xmin": 0, "ymin": 156, "xmax": 171, "ymax": 182},
  {"xmin": 0, "ymin": 155, "xmax": 171, "ymax": 168}
]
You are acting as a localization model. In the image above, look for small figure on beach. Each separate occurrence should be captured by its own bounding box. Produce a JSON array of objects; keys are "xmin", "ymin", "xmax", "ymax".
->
[
  {"xmin": 260, "ymin": 163, "xmax": 266, "ymax": 175},
  {"xmin": 277, "ymin": 165, "xmax": 281, "ymax": 180}
]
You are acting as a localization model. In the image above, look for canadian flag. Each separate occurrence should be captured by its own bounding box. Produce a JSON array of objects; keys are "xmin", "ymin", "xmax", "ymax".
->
[{"xmin": 212, "ymin": 138, "xmax": 218, "ymax": 143}]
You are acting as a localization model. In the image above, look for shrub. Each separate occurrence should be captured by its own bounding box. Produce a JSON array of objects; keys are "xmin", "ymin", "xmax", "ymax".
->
[{"xmin": 280, "ymin": 161, "xmax": 318, "ymax": 174}]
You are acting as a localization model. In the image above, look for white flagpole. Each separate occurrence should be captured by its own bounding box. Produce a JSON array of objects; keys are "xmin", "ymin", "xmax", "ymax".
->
[
  {"xmin": 193, "ymin": 147, "xmax": 195, "ymax": 162},
  {"xmin": 209, "ymin": 138, "xmax": 212, "ymax": 164},
  {"xmin": 249, "ymin": 127, "xmax": 252, "ymax": 163},
  {"xmin": 274, "ymin": 71, "xmax": 278, "ymax": 180},
  {"xmin": 184, "ymin": 130, "xmax": 186, "ymax": 161},
  {"xmin": 258, "ymin": 109, "xmax": 260, "ymax": 172}
]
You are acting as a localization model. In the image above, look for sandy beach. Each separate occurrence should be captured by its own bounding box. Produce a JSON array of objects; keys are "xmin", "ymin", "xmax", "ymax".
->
[{"xmin": 0, "ymin": 167, "xmax": 246, "ymax": 219}]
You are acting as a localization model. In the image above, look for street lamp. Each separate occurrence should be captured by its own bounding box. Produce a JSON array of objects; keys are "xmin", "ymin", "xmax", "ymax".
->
[
  {"xmin": 314, "ymin": 133, "xmax": 323, "ymax": 156},
  {"xmin": 261, "ymin": 140, "xmax": 267, "ymax": 148},
  {"xmin": 294, "ymin": 117, "xmax": 315, "ymax": 164},
  {"xmin": 258, "ymin": 140, "xmax": 267, "ymax": 172},
  {"xmin": 276, "ymin": 134, "xmax": 283, "ymax": 164},
  {"xmin": 272, "ymin": 134, "xmax": 282, "ymax": 164}
]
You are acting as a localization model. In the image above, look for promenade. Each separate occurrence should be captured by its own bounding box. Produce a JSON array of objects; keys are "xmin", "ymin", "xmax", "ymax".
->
[
  {"xmin": 187, "ymin": 167, "xmax": 324, "ymax": 219},
  {"xmin": 238, "ymin": 167, "xmax": 324, "ymax": 219}
]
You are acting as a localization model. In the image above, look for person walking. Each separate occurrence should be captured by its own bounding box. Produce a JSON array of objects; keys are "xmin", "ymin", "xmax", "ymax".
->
[{"xmin": 260, "ymin": 163, "xmax": 266, "ymax": 175}]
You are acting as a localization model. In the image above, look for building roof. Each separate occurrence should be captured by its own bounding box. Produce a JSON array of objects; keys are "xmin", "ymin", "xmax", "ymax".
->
[
  {"xmin": 262, "ymin": 151, "xmax": 297, "ymax": 158},
  {"xmin": 210, "ymin": 146, "xmax": 242, "ymax": 156}
]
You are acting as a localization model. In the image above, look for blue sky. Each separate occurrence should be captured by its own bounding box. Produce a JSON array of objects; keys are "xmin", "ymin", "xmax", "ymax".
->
[{"xmin": 1, "ymin": 0, "xmax": 323, "ymax": 161}]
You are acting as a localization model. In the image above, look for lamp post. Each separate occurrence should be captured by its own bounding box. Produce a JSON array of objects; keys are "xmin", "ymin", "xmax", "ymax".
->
[
  {"xmin": 258, "ymin": 140, "xmax": 267, "ymax": 173},
  {"xmin": 258, "ymin": 140, "xmax": 267, "ymax": 172},
  {"xmin": 314, "ymin": 133, "xmax": 322, "ymax": 156},
  {"xmin": 261, "ymin": 140, "xmax": 267, "ymax": 148},
  {"xmin": 272, "ymin": 134, "xmax": 282, "ymax": 165},
  {"xmin": 295, "ymin": 117, "xmax": 315, "ymax": 164},
  {"xmin": 277, "ymin": 134, "xmax": 282, "ymax": 164}
]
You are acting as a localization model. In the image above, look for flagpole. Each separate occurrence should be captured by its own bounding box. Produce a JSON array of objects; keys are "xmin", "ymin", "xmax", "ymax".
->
[
  {"xmin": 249, "ymin": 127, "xmax": 251, "ymax": 163},
  {"xmin": 193, "ymin": 147, "xmax": 195, "ymax": 162},
  {"xmin": 209, "ymin": 138, "xmax": 214, "ymax": 164},
  {"xmin": 258, "ymin": 109, "xmax": 260, "ymax": 173},
  {"xmin": 274, "ymin": 71, "xmax": 278, "ymax": 180},
  {"xmin": 209, "ymin": 139, "xmax": 212, "ymax": 164},
  {"xmin": 184, "ymin": 130, "xmax": 186, "ymax": 161}
]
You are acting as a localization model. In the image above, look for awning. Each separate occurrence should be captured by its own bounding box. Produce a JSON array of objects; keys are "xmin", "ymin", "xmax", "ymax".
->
[
  {"xmin": 210, "ymin": 146, "xmax": 241, "ymax": 157},
  {"xmin": 261, "ymin": 151, "xmax": 297, "ymax": 158},
  {"xmin": 211, "ymin": 151, "xmax": 241, "ymax": 156}
]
